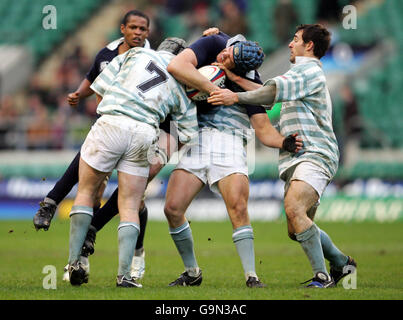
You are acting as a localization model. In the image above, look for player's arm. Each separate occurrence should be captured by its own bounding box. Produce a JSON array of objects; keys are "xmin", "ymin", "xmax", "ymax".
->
[
  {"xmin": 250, "ymin": 113, "xmax": 302, "ymax": 152},
  {"xmin": 167, "ymin": 49, "xmax": 219, "ymax": 94},
  {"xmin": 208, "ymin": 81, "xmax": 276, "ymax": 107},
  {"xmin": 67, "ymin": 79, "xmax": 95, "ymax": 107},
  {"xmin": 219, "ymin": 68, "xmax": 325, "ymax": 107},
  {"xmin": 171, "ymin": 96, "xmax": 199, "ymax": 147},
  {"xmin": 212, "ymin": 62, "xmax": 262, "ymax": 91}
]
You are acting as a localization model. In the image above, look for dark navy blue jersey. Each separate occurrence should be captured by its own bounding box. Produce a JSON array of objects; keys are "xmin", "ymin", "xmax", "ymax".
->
[
  {"xmin": 86, "ymin": 38, "xmax": 151, "ymax": 82},
  {"xmin": 189, "ymin": 33, "xmax": 266, "ymax": 117},
  {"xmin": 86, "ymin": 46, "xmax": 119, "ymax": 83},
  {"xmin": 85, "ymin": 38, "xmax": 172, "ymax": 133}
]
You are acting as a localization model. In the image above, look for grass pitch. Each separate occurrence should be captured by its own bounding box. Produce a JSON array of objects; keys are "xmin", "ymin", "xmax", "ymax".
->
[{"xmin": 0, "ymin": 219, "xmax": 402, "ymax": 300}]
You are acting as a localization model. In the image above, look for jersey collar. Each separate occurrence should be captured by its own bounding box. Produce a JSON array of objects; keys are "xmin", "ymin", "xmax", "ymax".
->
[
  {"xmin": 106, "ymin": 38, "xmax": 151, "ymax": 51},
  {"xmin": 292, "ymin": 56, "xmax": 322, "ymax": 68}
]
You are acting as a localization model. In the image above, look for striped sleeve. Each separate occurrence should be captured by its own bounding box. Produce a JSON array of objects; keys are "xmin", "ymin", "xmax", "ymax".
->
[
  {"xmin": 90, "ymin": 54, "xmax": 125, "ymax": 97},
  {"xmin": 268, "ymin": 64, "xmax": 325, "ymax": 103},
  {"xmin": 170, "ymin": 89, "xmax": 199, "ymax": 144}
]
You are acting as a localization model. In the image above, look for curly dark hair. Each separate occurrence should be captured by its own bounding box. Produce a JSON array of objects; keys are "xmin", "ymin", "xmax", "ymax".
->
[
  {"xmin": 121, "ymin": 10, "xmax": 150, "ymax": 27},
  {"xmin": 296, "ymin": 24, "xmax": 331, "ymax": 59}
]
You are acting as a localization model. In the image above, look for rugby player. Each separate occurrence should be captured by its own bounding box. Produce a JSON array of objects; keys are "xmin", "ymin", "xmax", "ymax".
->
[
  {"xmin": 208, "ymin": 24, "xmax": 357, "ymax": 288},
  {"xmin": 164, "ymin": 32, "xmax": 302, "ymax": 288}
]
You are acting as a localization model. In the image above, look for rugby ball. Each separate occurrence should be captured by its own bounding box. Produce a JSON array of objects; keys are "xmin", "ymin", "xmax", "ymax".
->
[{"xmin": 186, "ymin": 65, "xmax": 226, "ymax": 101}]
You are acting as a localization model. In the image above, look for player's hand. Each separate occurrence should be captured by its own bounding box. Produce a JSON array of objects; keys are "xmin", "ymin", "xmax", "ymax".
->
[
  {"xmin": 67, "ymin": 91, "xmax": 80, "ymax": 107},
  {"xmin": 207, "ymin": 89, "xmax": 238, "ymax": 106},
  {"xmin": 212, "ymin": 62, "xmax": 239, "ymax": 83},
  {"xmin": 282, "ymin": 133, "xmax": 303, "ymax": 153},
  {"xmin": 203, "ymin": 27, "xmax": 220, "ymax": 37}
]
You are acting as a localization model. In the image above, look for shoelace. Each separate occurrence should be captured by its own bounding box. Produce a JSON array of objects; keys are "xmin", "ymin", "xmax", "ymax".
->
[{"xmin": 300, "ymin": 277, "xmax": 316, "ymax": 285}]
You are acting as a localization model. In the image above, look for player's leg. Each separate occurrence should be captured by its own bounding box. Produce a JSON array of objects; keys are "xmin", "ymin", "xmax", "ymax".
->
[
  {"xmin": 82, "ymin": 131, "xmax": 177, "ymax": 279},
  {"xmin": 131, "ymin": 130, "xmax": 177, "ymax": 279},
  {"xmin": 284, "ymin": 180, "xmax": 334, "ymax": 288},
  {"xmin": 131, "ymin": 198, "xmax": 147, "ymax": 279},
  {"xmin": 80, "ymin": 188, "xmax": 119, "ymax": 258},
  {"xmin": 287, "ymin": 205, "xmax": 352, "ymax": 272},
  {"xmin": 79, "ymin": 170, "xmax": 156, "ymax": 281},
  {"xmin": 164, "ymin": 169, "xmax": 204, "ymax": 286},
  {"xmin": 93, "ymin": 173, "xmax": 110, "ymax": 210},
  {"xmin": 307, "ymin": 206, "xmax": 357, "ymax": 285},
  {"xmin": 33, "ymin": 151, "xmax": 81, "ymax": 230},
  {"xmin": 116, "ymin": 170, "xmax": 148, "ymax": 288},
  {"xmin": 90, "ymin": 130, "xmax": 176, "ymax": 232},
  {"xmin": 85, "ymin": 130, "xmax": 175, "ymax": 241},
  {"xmin": 68, "ymin": 157, "xmax": 109, "ymax": 285},
  {"xmin": 217, "ymin": 173, "xmax": 265, "ymax": 288},
  {"xmin": 112, "ymin": 117, "xmax": 158, "ymax": 288},
  {"xmin": 62, "ymin": 172, "xmax": 109, "ymax": 282},
  {"xmin": 285, "ymin": 160, "xmax": 355, "ymax": 287}
]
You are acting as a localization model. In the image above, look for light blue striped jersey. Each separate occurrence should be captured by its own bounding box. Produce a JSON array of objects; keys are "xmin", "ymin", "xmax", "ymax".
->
[
  {"xmin": 90, "ymin": 47, "xmax": 198, "ymax": 144},
  {"xmin": 197, "ymin": 104, "xmax": 253, "ymax": 140},
  {"xmin": 268, "ymin": 56, "xmax": 339, "ymax": 180},
  {"xmin": 196, "ymin": 70, "xmax": 262, "ymax": 141}
]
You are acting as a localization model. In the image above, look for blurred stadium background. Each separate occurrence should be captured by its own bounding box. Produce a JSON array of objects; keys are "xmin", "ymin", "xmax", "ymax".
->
[{"xmin": 0, "ymin": 0, "xmax": 402, "ymax": 223}]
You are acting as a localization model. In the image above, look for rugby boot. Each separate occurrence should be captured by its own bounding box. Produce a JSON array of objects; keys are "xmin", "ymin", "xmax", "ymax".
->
[
  {"xmin": 168, "ymin": 270, "xmax": 202, "ymax": 287},
  {"xmin": 33, "ymin": 201, "xmax": 57, "ymax": 231}
]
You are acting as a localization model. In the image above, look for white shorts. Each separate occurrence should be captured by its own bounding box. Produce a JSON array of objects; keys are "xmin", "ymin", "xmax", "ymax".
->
[
  {"xmin": 283, "ymin": 161, "xmax": 330, "ymax": 203},
  {"xmin": 176, "ymin": 128, "xmax": 248, "ymax": 193},
  {"xmin": 81, "ymin": 114, "xmax": 157, "ymax": 177}
]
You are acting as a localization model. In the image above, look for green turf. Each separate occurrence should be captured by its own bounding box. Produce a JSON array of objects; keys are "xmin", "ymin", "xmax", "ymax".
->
[{"xmin": 0, "ymin": 219, "xmax": 402, "ymax": 300}]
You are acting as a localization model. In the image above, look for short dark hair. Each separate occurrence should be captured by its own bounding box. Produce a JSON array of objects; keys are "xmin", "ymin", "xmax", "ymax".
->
[
  {"xmin": 121, "ymin": 10, "xmax": 150, "ymax": 27},
  {"xmin": 296, "ymin": 24, "xmax": 331, "ymax": 59}
]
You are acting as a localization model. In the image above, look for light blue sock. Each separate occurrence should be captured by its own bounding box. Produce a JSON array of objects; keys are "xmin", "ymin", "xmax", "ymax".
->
[
  {"xmin": 169, "ymin": 221, "xmax": 199, "ymax": 274},
  {"xmin": 295, "ymin": 223, "xmax": 328, "ymax": 276},
  {"xmin": 319, "ymin": 228, "xmax": 348, "ymax": 270},
  {"xmin": 232, "ymin": 225, "xmax": 257, "ymax": 279},
  {"xmin": 68, "ymin": 206, "xmax": 93, "ymax": 265},
  {"xmin": 118, "ymin": 222, "xmax": 140, "ymax": 278}
]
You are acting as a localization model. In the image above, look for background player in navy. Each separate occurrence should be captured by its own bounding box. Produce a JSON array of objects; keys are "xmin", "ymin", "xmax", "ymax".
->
[{"xmin": 33, "ymin": 9, "xmax": 152, "ymax": 280}]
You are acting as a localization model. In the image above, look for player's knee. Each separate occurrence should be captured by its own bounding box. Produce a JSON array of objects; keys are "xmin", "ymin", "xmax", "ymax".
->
[
  {"xmin": 227, "ymin": 201, "xmax": 248, "ymax": 223},
  {"xmin": 164, "ymin": 201, "xmax": 184, "ymax": 220},
  {"xmin": 230, "ymin": 199, "xmax": 246, "ymax": 211},
  {"xmin": 284, "ymin": 202, "xmax": 300, "ymax": 221}
]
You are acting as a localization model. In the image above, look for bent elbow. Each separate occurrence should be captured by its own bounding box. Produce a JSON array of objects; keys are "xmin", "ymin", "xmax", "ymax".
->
[{"xmin": 167, "ymin": 61, "xmax": 179, "ymax": 75}]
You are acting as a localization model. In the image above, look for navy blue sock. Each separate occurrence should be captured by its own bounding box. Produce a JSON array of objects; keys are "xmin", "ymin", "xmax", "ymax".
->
[
  {"xmin": 47, "ymin": 152, "xmax": 80, "ymax": 205},
  {"xmin": 91, "ymin": 188, "xmax": 119, "ymax": 231},
  {"xmin": 136, "ymin": 206, "xmax": 148, "ymax": 250}
]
